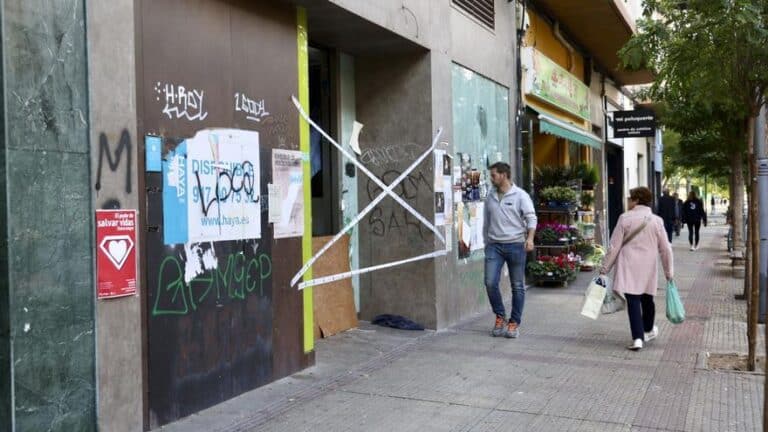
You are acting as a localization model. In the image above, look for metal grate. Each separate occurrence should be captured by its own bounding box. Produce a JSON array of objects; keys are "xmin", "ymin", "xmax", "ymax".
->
[{"xmin": 453, "ymin": 0, "xmax": 495, "ymax": 29}]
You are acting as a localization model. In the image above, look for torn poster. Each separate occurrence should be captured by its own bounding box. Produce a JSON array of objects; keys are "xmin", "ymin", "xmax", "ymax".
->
[
  {"xmin": 162, "ymin": 128, "xmax": 261, "ymax": 244},
  {"xmin": 272, "ymin": 149, "xmax": 304, "ymax": 238}
]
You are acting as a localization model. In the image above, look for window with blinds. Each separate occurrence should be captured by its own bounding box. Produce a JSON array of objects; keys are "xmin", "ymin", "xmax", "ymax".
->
[{"xmin": 452, "ymin": 0, "xmax": 495, "ymax": 29}]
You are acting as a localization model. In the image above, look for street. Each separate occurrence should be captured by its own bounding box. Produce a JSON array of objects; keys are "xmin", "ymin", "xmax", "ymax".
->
[{"xmin": 160, "ymin": 216, "xmax": 763, "ymax": 432}]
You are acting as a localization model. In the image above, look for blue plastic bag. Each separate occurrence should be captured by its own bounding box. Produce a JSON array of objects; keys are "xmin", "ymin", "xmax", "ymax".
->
[{"xmin": 666, "ymin": 280, "xmax": 685, "ymax": 324}]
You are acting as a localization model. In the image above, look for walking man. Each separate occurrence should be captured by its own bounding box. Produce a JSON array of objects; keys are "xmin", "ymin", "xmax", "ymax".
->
[
  {"xmin": 483, "ymin": 162, "xmax": 537, "ymax": 338},
  {"xmin": 657, "ymin": 189, "xmax": 677, "ymax": 243}
]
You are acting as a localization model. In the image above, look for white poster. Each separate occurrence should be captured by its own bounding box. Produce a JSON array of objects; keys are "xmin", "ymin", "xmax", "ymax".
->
[
  {"xmin": 164, "ymin": 129, "xmax": 261, "ymax": 244},
  {"xmin": 434, "ymin": 150, "xmax": 446, "ymax": 226},
  {"xmin": 272, "ymin": 149, "xmax": 304, "ymax": 238},
  {"xmin": 471, "ymin": 202, "xmax": 485, "ymax": 251}
]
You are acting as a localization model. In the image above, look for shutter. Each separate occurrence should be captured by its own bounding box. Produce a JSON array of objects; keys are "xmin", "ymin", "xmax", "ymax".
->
[{"xmin": 453, "ymin": 0, "xmax": 495, "ymax": 29}]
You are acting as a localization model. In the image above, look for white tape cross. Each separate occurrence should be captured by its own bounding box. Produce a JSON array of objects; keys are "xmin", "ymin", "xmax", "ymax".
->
[{"xmin": 290, "ymin": 96, "xmax": 445, "ymax": 289}]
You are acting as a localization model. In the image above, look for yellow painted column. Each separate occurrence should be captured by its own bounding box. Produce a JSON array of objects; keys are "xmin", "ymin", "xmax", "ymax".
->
[{"xmin": 297, "ymin": 7, "xmax": 314, "ymax": 353}]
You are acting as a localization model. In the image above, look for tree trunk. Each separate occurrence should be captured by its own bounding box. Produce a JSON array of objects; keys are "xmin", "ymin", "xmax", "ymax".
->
[
  {"xmin": 731, "ymin": 152, "xmax": 746, "ymax": 251},
  {"xmin": 747, "ymin": 115, "xmax": 759, "ymax": 371}
]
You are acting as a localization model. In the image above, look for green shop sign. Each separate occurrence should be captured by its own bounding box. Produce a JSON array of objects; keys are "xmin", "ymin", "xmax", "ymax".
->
[{"xmin": 525, "ymin": 48, "xmax": 590, "ymax": 121}]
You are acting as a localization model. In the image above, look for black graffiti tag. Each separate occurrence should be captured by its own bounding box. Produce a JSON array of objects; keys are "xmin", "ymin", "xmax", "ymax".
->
[
  {"xmin": 366, "ymin": 170, "xmax": 431, "ymax": 239},
  {"xmin": 193, "ymin": 161, "xmax": 259, "ymax": 217}
]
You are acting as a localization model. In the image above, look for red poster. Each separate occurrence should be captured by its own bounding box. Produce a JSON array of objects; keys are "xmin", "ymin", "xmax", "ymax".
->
[{"xmin": 96, "ymin": 210, "xmax": 137, "ymax": 299}]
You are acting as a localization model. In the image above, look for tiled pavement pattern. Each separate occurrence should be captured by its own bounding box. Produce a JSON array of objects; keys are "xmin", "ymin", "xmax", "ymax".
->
[{"xmin": 158, "ymin": 218, "xmax": 764, "ymax": 432}]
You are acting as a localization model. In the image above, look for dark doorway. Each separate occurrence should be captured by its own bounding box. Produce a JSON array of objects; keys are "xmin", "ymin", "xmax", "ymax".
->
[
  {"xmin": 309, "ymin": 46, "xmax": 340, "ymax": 235},
  {"xmin": 606, "ymin": 144, "xmax": 624, "ymax": 235}
]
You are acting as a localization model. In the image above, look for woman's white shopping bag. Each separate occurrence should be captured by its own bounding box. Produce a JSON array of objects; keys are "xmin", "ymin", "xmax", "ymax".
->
[{"xmin": 580, "ymin": 276, "xmax": 608, "ymax": 320}]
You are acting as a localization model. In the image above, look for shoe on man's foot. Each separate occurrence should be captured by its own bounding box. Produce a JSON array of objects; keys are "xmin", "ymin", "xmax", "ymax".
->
[
  {"xmin": 627, "ymin": 338, "xmax": 643, "ymax": 351},
  {"xmin": 690, "ymin": 246, "xmax": 695, "ymax": 251},
  {"xmin": 644, "ymin": 326, "xmax": 659, "ymax": 342},
  {"xmin": 505, "ymin": 321, "xmax": 519, "ymax": 339},
  {"xmin": 491, "ymin": 316, "xmax": 506, "ymax": 337}
]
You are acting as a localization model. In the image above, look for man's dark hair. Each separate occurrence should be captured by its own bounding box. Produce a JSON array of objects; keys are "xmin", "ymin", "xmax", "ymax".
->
[{"xmin": 489, "ymin": 162, "xmax": 511, "ymax": 179}]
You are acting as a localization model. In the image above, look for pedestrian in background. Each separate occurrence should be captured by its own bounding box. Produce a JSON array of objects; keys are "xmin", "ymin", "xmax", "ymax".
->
[
  {"xmin": 682, "ymin": 191, "xmax": 707, "ymax": 251},
  {"xmin": 483, "ymin": 162, "xmax": 537, "ymax": 339},
  {"xmin": 673, "ymin": 192, "xmax": 683, "ymax": 237},
  {"xmin": 710, "ymin": 196, "xmax": 716, "ymax": 213},
  {"xmin": 657, "ymin": 189, "xmax": 677, "ymax": 243},
  {"xmin": 600, "ymin": 187, "xmax": 674, "ymax": 351}
]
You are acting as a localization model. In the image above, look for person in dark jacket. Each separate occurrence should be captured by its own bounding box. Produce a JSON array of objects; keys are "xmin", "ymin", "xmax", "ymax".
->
[
  {"xmin": 657, "ymin": 189, "xmax": 677, "ymax": 243},
  {"xmin": 682, "ymin": 191, "xmax": 707, "ymax": 251},
  {"xmin": 673, "ymin": 193, "xmax": 683, "ymax": 236}
]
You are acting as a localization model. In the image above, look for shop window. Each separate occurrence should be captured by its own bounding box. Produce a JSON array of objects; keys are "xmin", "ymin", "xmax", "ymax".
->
[
  {"xmin": 453, "ymin": 0, "xmax": 495, "ymax": 29},
  {"xmin": 452, "ymin": 64, "xmax": 510, "ymax": 261}
]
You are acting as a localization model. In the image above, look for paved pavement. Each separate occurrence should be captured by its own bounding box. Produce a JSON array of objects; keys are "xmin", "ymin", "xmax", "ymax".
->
[{"xmin": 158, "ymin": 217, "xmax": 765, "ymax": 432}]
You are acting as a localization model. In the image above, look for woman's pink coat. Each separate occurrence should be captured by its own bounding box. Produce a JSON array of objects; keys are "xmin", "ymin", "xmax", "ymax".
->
[{"xmin": 600, "ymin": 205, "xmax": 674, "ymax": 296}]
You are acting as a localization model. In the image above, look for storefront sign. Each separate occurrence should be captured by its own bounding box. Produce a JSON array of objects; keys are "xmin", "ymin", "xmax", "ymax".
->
[
  {"xmin": 96, "ymin": 210, "xmax": 137, "ymax": 299},
  {"xmin": 612, "ymin": 109, "xmax": 656, "ymax": 138},
  {"xmin": 523, "ymin": 48, "xmax": 590, "ymax": 121}
]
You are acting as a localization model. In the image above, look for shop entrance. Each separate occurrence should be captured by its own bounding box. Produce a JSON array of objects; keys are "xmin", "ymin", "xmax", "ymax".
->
[{"xmin": 606, "ymin": 143, "xmax": 625, "ymax": 235}]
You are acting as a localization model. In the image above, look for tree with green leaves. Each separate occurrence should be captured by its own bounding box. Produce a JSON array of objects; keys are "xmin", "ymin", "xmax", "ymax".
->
[{"xmin": 620, "ymin": 0, "xmax": 768, "ymax": 376}]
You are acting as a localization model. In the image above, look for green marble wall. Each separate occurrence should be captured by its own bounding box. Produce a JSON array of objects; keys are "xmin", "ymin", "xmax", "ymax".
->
[{"xmin": 1, "ymin": 1, "xmax": 95, "ymax": 430}]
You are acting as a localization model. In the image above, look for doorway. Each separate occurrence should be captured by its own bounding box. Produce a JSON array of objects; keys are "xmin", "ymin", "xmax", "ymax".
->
[
  {"xmin": 606, "ymin": 144, "xmax": 624, "ymax": 235},
  {"xmin": 309, "ymin": 46, "xmax": 341, "ymax": 236}
]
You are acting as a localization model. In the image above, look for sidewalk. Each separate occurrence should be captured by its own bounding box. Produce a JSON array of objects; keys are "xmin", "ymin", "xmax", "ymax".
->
[{"xmin": 159, "ymin": 218, "xmax": 764, "ymax": 432}]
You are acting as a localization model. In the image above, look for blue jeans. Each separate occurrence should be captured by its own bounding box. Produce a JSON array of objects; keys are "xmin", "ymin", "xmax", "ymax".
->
[{"xmin": 484, "ymin": 242, "xmax": 527, "ymax": 325}]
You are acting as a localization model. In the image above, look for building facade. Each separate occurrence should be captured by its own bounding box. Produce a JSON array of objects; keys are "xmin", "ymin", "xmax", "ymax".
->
[{"xmin": 0, "ymin": 0, "xmax": 533, "ymax": 430}]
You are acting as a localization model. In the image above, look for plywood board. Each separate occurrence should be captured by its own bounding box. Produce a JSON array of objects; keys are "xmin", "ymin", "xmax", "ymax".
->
[{"xmin": 312, "ymin": 235, "xmax": 358, "ymax": 338}]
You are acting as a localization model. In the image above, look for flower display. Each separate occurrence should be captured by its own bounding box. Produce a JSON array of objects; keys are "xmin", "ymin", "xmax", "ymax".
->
[{"xmin": 527, "ymin": 253, "xmax": 579, "ymax": 280}]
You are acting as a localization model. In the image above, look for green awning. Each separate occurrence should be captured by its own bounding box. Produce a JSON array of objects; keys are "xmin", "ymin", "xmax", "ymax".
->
[{"xmin": 538, "ymin": 114, "xmax": 602, "ymax": 149}]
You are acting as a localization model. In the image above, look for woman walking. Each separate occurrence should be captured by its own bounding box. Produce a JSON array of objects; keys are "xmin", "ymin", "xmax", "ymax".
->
[
  {"xmin": 600, "ymin": 187, "xmax": 674, "ymax": 351},
  {"xmin": 682, "ymin": 191, "xmax": 707, "ymax": 251}
]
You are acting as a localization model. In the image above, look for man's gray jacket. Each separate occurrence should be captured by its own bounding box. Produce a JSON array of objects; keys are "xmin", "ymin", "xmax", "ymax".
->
[{"xmin": 483, "ymin": 184, "xmax": 537, "ymax": 244}]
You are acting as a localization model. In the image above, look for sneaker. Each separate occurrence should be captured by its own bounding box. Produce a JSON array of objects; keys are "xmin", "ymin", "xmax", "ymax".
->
[
  {"xmin": 505, "ymin": 321, "xmax": 519, "ymax": 339},
  {"xmin": 644, "ymin": 326, "xmax": 659, "ymax": 342},
  {"xmin": 690, "ymin": 246, "xmax": 695, "ymax": 251},
  {"xmin": 491, "ymin": 316, "xmax": 506, "ymax": 337},
  {"xmin": 627, "ymin": 338, "xmax": 643, "ymax": 351},
  {"xmin": 694, "ymin": 245, "xmax": 699, "ymax": 251}
]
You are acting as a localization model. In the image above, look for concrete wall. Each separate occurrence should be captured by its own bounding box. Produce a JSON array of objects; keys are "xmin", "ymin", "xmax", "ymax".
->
[
  {"xmin": 310, "ymin": 0, "xmax": 518, "ymax": 328},
  {"xmin": 86, "ymin": 0, "xmax": 143, "ymax": 430},
  {"xmin": 356, "ymin": 52, "xmax": 437, "ymax": 327}
]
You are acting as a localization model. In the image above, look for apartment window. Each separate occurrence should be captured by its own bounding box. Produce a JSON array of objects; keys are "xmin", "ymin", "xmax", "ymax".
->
[{"xmin": 453, "ymin": 0, "xmax": 495, "ymax": 29}]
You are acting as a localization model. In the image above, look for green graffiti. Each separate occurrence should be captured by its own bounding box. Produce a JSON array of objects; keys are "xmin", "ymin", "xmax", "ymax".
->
[{"xmin": 152, "ymin": 252, "xmax": 272, "ymax": 317}]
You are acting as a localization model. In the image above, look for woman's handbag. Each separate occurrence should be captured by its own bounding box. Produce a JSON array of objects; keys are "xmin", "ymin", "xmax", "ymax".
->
[
  {"xmin": 581, "ymin": 276, "xmax": 608, "ymax": 320},
  {"xmin": 666, "ymin": 279, "xmax": 686, "ymax": 324}
]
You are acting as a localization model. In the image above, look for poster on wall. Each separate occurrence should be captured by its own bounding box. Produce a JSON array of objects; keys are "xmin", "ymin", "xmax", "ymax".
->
[
  {"xmin": 163, "ymin": 129, "xmax": 261, "ymax": 245},
  {"xmin": 96, "ymin": 209, "xmax": 137, "ymax": 299},
  {"xmin": 272, "ymin": 149, "xmax": 304, "ymax": 238},
  {"xmin": 434, "ymin": 150, "xmax": 447, "ymax": 226}
]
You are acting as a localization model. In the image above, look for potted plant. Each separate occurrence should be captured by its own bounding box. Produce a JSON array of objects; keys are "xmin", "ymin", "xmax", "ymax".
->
[
  {"xmin": 573, "ymin": 163, "xmax": 600, "ymax": 190},
  {"xmin": 527, "ymin": 253, "xmax": 578, "ymax": 282},
  {"xmin": 580, "ymin": 192, "xmax": 594, "ymax": 210},
  {"xmin": 535, "ymin": 222, "xmax": 572, "ymax": 245},
  {"xmin": 539, "ymin": 186, "xmax": 579, "ymax": 208}
]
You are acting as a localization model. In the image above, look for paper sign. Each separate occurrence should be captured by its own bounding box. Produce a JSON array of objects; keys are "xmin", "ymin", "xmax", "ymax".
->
[
  {"xmin": 268, "ymin": 184, "xmax": 281, "ymax": 223},
  {"xmin": 162, "ymin": 129, "xmax": 261, "ymax": 244},
  {"xmin": 146, "ymin": 135, "xmax": 162, "ymax": 172},
  {"xmin": 272, "ymin": 149, "xmax": 304, "ymax": 238},
  {"xmin": 349, "ymin": 121, "xmax": 364, "ymax": 155},
  {"xmin": 96, "ymin": 210, "xmax": 137, "ymax": 299}
]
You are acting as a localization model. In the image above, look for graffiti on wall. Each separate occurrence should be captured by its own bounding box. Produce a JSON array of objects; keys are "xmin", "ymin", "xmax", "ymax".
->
[
  {"xmin": 366, "ymin": 169, "xmax": 431, "ymax": 240},
  {"xmin": 163, "ymin": 129, "xmax": 261, "ymax": 245},
  {"xmin": 152, "ymin": 245, "xmax": 272, "ymax": 317},
  {"xmin": 234, "ymin": 91, "xmax": 270, "ymax": 122},
  {"xmin": 155, "ymin": 82, "xmax": 208, "ymax": 121},
  {"xmin": 95, "ymin": 129, "xmax": 133, "ymax": 209}
]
